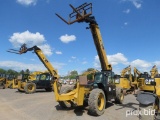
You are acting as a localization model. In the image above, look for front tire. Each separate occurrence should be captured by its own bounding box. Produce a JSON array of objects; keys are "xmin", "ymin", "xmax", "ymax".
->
[
  {"xmin": 115, "ymin": 87, "xmax": 124, "ymax": 104},
  {"xmin": 18, "ymin": 89, "xmax": 23, "ymax": 92},
  {"xmin": 24, "ymin": 83, "xmax": 36, "ymax": 94},
  {"xmin": 58, "ymin": 86, "xmax": 73, "ymax": 108},
  {"xmin": 88, "ymin": 89, "xmax": 106, "ymax": 116}
]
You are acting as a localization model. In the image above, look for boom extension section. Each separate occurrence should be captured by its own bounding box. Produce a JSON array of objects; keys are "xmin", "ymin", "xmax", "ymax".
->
[
  {"xmin": 150, "ymin": 65, "xmax": 158, "ymax": 78},
  {"xmin": 121, "ymin": 65, "xmax": 131, "ymax": 78},
  {"xmin": 56, "ymin": 3, "xmax": 111, "ymax": 71},
  {"xmin": 7, "ymin": 44, "xmax": 58, "ymax": 79}
]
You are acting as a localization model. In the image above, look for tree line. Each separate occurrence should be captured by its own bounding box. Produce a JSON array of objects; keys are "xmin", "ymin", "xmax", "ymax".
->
[
  {"xmin": 0, "ymin": 68, "xmax": 30, "ymax": 77},
  {"xmin": 0, "ymin": 67, "xmax": 97, "ymax": 80}
]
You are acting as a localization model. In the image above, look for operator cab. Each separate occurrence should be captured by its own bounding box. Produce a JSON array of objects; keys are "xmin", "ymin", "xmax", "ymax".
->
[
  {"xmin": 21, "ymin": 74, "xmax": 30, "ymax": 82},
  {"xmin": 114, "ymin": 74, "xmax": 121, "ymax": 84},
  {"xmin": 6, "ymin": 74, "xmax": 15, "ymax": 81},
  {"xmin": 138, "ymin": 72, "xmax": 154, "ymax": 86},
  {"xmin": 0, "ymin": 74, "xmax": 6, "ymax": 78},
  {"xmin": 94, "ymin": 71, "xmax": 116, "ymax": 100},
  {"xmin": 33, "ymin": 73, "xmax": 52, "ymax": 89}
]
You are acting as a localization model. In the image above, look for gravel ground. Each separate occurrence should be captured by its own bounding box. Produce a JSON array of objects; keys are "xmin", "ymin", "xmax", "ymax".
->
[{"xmin": 0, "ymin": 88, "xmax": 139, "ymax": 120}]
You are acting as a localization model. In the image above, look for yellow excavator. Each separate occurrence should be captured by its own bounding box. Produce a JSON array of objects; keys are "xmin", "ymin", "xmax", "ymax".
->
[
  {"xmin": 114, "ymin": 65, "xmax": 134, "ymax": 94},
  {"xmin": 132, "ymin": 67, "xmax": 141, "ymax": 88},
  {"xmin": 81, "ymin": 69, "xmax": 99, "ymax": 82},
  {"xmin": 136, "ymin": 66, "xmax": 160, "ymax": 119},
  {"xmin": 137, "ymin": 65, "xmax": 159, "ymax": 92},
  {"xmin": 8, "ymin": 3, "xmax": 124, "ymax": 116}
]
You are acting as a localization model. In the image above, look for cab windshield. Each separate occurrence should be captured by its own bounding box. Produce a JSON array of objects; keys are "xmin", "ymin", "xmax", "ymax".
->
[
  {"xmin": 7, "ymin": 75, "xmax": 15, "ymax": 80},
  {"xmin": 22, "ymin": 74, "xmax": 29, "ymax": 81},
  {"xmin": 94, "ymin": 73, "xmax": 103, "ymax": 83},
  {"xmin": 36, "ymin": 75, "xmax": 40, "ymax": 80},
  {"xmin": 38, "ymin": 74, "xmax": 51, "ymax": 81}
]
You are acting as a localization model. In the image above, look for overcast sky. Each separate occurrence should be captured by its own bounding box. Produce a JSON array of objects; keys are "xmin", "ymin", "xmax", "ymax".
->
[{"xmin": 0, "ymin": 0, "xmax": 160, "ymax": 75}]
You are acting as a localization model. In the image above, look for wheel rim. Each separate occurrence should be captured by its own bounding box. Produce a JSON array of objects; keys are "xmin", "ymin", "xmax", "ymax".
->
[
  {"xmin": 28, "ymin": 84, "xmax": 34, "ymax": 92},
  {"xmin": 64, "ymin": 101, "xmax": 70, "ymax": 105},
  {"xmin": 120, "ymin": 93, "xmax": 124, "ymax": 101},
  {"xmin": 97, "ymin": 93, "xmax": 105, "ymax": 111}
]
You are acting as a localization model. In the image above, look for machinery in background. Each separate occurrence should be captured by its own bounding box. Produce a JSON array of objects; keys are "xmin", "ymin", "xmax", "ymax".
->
[
  {"xmin": 136, "ymin": 66, "xmax": 160, "ymax": 120},
  {"xmin": 137, "ymin": 65, "xmax": 159, "ymax": 92},
  {"xmin": 8, "ymin": 46, "xmax": 58, "ymax": 94},
  {"xmin": 17, "ymin": 70, "xmax": 52, "ymax": 93},
  {"xmin": 0, "ymin": 74, "xmax": 6, "ymax": 89},
  {"xmin": 17, "ymin": 71, "xmax": 43, "ymax": 92},
  {"xmin": 5, "ymin": 74, "xmax": 18, "ymax": 89},
  {"xmin": 114, "ymin": 65, "xmax": 135, "ymax": 94},
  {"xmin": 81, "ymin": 69, "xmax": 99, "ymax": 83}
]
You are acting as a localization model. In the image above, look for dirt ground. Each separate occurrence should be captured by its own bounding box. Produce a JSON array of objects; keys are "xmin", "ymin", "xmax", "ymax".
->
[{"xmin": 0, "ymin": 88, "xmax": 139, "ymax": 120}]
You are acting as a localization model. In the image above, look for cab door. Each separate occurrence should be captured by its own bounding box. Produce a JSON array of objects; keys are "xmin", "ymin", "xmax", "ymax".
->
[
  {"xmin": 36, "ymin": 74, "xmax": 47, "ymax": 88},
  {"xmin": 105, "ymin": 73, "xmax": 116, "ymax": 100}
]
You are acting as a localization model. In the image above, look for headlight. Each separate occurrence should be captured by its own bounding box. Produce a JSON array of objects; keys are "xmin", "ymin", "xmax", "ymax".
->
[
  {"xmin": 115, "ymin": 79, "xmax": 120, "ymax": 84},
  {"xmin": 145, "ymin": 78, "xmax": 154, "ymax": 85}
]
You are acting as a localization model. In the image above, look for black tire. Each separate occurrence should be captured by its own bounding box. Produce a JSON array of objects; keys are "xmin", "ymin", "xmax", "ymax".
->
[
  {"xmin": 14, "ymin": 79, "xmax": 18, "ymax": 85},
  {"xmin": 0, "ymin": 83, "xmax": 5, "ymax": 89},
  {"xmin": 139, "ymin": 104, "xmax": 154, "ymax": 120},
  {"xmin": 88, "ymin": 89, "xmax": 106, "ymax": 116},
  {"xmin": 9, "ymin": 83, "xmax": 13, "ymax": 89},
  {"xmin": 58, "ymin": 86, "xmax": 73, "ymax": 108},
  {"xmin": 18, "ymin": 89, "xmax": 23, "ymax": 92},
  {"xmin": 24, "ymin": 82, "xmax": 36, "ymax": 94},
  {"xmin": 115, "ymin": 87, "xmax": 124, "ymax": 104},
  {"xmin": 45, "ymin": 88, "xmax": 52, "ymax": 92},
  {"xmin": 2, "ymin": 83, "xmax": 5, "ymax": 89}
]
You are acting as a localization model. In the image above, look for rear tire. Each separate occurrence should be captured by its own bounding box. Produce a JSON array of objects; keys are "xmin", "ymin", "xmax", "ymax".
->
[
  {"xmin": 58, "ymin": 86, "xmax": 73, "ymax": 108},
  {"xmin": 18, "ymin": 89, "xmax": 23, "ymax": 92},
  {"xmin": 88, "ymin": 89, "xmax": 106, "ymax": 116},
  {"xmin": 115, "ymin": 87, "xmax": 124, "ymax": 104},
  {"xmin": 2, "ymin": 83, "xmax": 5, "ymax": 89},
  {"xmin": 24, "ymin": 83, "xmax": 36, "ymax": 94}
]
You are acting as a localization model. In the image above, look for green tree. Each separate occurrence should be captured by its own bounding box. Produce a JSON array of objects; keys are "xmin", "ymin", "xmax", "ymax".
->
[
  {"xmin": 25, "ymin": 69, "xmax": 30, "ymax": 74},
  {"xmin": 87, "ymin": 68, "xmax": 95, "ymax": 71},
  {"xmin": 87, "ymin": 73, "xmax": 94, "ymax": 80},
  {"xmin": 69, "ymin": 70, "xmax": 78, "ymax": 79},
  {"xmin": 20, "ymin": 70, "xmax": 24, "ymax": 75},
  {"xmin": 7, "ymin": 69, "xmax": 19, "ymax": 77},
  {"xmin": 0, "ymin": 68, "xmax": 6, "ymax": 74}
]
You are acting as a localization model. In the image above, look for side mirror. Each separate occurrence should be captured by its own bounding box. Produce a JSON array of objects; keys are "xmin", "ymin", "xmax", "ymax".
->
[{"xmin": 150, "ymin": 81, "xmax": 156, "ymax": 86}]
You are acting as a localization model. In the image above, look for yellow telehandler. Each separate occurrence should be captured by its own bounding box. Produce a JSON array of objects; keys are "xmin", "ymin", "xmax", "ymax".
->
[
  {"xmin": 17, "ymin": 71, "xmax": 53, "ymax": 93},
  {"xmin": 8, "ymin": 3, "xmax": 124, "ymax": 116},
  {"xmin": 17, "ymin": 73, "xmax": 36, "ymax": 92},
  {"xmin": 55, "ymin": 2, "xmax": 124, "ymax": 115}
]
